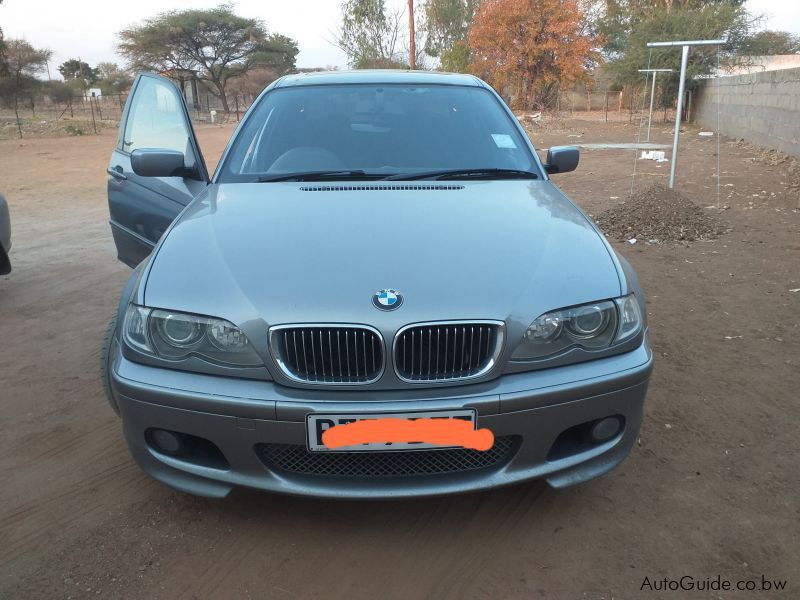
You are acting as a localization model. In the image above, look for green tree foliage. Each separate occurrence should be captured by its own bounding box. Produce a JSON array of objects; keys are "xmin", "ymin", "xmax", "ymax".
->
[
  {"xmin": 118, "ymin": 4, "xmax": 298, "ymax": 112},
  {"xmin": 95, "ymin": 62, "xmax": 133, "ymax": 94},
  {"xmin": 58, "ymin": 59, "xmax": 99, "ymax": 88},
  {"xmin": 422, "ymin": 0, "xmax": 480, "ymax": 72},
  {"xmin": 440, "ymin": 39, "xmax": 470, "ymax": 72},
  {"xmin": 740, "ymin": 30, "xmax": 800, "ymax": 55},
  {"xmin": 597, "ymin": 0, "xmax": 747, "ymax": 59},
  {"xmin": 423, "ymin": 0, "xmax": 480, "ymax": 56},
  {"xmin": 605, "ymin": 2, "xmax": 755, "ymax": 89},
  {"xmin": 335, "ymin": 0, "xmax": 404, "ymax": 68},
  {"xmin": 42, "ymin": 80, "xmax": 74, "ymax": 103}
]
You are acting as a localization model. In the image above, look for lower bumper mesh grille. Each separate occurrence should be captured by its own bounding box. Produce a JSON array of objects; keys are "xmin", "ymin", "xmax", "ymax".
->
[{"xmin": 256, "ymin": 436, "xmax": 519, "ymax": 478}]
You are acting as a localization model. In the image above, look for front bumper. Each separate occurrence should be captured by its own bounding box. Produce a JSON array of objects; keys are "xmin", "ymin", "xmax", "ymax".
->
[{"xmin": 110, "ymin": 340, "xmax": 653, "ymax": 499}]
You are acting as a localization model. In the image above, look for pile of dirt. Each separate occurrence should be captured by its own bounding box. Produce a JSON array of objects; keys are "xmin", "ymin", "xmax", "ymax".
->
[{"xmin": 595, "ymin": 185, "xmax": 727, "ymax": 243}]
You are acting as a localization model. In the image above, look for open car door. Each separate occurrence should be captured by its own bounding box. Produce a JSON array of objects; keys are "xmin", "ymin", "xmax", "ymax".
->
[{"xmin": 107, "ymin": 73, "xmax": 209, "ymax": 267}]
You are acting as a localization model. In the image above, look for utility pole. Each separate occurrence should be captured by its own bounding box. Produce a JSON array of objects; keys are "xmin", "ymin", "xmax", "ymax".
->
[{"xmin": 408, "ymin": 0, "xmax": 416, "ymax": 70}]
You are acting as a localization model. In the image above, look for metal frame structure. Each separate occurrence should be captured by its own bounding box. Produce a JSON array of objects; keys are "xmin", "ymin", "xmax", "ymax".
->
[
  {"xmin": 637, "ymin": 68, "xmax": 673, "ymax": 142},
  {"xmin": 646, "ymin": 39, "xmax": 725, "ymax": 188}
]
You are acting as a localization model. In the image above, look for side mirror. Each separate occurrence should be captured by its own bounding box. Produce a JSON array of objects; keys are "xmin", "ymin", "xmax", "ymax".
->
[
  {"xmin": 544, "ymin": 146, "xmax": 579, "ymax": 174},
  {"xmin": 130, "ymin": 149, "xmax": 192, "ymax": 178}
]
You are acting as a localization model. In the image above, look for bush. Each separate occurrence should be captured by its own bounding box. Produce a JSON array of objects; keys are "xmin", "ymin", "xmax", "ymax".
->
[
  {"xmin": 43, "ymin": 80, "xmax": 73, "ymax": 103},
  {"xmin": 64, "ymin": 124, "xmax": 85, "ymax": 136}
]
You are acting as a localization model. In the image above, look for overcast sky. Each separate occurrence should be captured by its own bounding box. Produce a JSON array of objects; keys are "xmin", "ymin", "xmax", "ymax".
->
[{"xmin": 1, "ymin": 0, "xmax": 798, "ymax": 78}]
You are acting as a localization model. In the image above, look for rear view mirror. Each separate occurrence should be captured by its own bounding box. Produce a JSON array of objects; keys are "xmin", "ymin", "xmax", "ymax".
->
[
  {"xmin": 544, "ymin": 146, "xmax": 580, "ymax": 174},
  {"xmin": 131, "ymin": 149, "xmax": 191, "ymax": 178}
]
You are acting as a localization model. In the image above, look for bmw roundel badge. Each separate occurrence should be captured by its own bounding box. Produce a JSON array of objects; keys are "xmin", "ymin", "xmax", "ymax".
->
[{"xmin": 372, "ymin": 289, "xmax": 403, "ymax": 311}]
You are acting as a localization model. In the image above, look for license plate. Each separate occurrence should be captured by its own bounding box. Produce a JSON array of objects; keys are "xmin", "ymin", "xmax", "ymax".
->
[{"xmin": 306, "ymin": 409, "xmax": 477, "ymax": 452}]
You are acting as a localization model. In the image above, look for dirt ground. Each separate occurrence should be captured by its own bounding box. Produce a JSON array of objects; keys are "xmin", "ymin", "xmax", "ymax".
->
[{"xmin": 0, "ymin": 117, "xmax": 798, "ymax": 600}]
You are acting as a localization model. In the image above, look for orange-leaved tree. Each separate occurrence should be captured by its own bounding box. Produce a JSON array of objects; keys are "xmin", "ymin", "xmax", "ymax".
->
[{"xmin": 468, "ymin": 0, "xmax": 601, "ymax": 110}]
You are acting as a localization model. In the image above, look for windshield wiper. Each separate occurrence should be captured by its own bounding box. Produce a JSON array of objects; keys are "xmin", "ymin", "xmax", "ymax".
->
[
  {"xmin": 255, "ymin": 170, "xmax": 390, "ymax": 182},
  {"xmin": 383, "ymin": 168, "xmax": 539, "ymax": 181}
]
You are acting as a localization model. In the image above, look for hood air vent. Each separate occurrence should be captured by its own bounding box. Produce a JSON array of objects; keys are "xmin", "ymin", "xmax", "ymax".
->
[{"xmin": 299, "ymin": 184, "xmax": 465, "ymax": 192}]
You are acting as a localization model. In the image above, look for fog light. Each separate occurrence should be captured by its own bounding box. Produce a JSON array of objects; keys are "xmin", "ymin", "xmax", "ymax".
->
[
  {"xmin": 150, "ymin": 429, "xmax": 183, "ymax": 454},
  {"xmin": 589, "ymin": 417, "xmax": 623, "ymax": 443}
]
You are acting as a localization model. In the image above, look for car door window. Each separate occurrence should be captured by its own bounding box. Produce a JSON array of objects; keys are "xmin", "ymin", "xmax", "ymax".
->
[{"xmin": 122, "ymin": 76, "xmax": 192, "ymax": 155}]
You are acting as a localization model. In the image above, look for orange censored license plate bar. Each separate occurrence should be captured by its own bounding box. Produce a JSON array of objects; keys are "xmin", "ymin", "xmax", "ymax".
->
[{"xmin": 307, "ymin": 410, "xmax": 494, "ymax": 452}]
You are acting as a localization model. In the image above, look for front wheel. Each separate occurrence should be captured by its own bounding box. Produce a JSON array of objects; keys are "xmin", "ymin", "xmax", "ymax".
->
[{"xmin": 100, "ymin": 313, "xmax": 121, "ymax": 416}]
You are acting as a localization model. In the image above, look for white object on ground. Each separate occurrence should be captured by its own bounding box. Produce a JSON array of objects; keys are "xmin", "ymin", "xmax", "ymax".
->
[
  {"xmin": 627, "ymin": 238, "xmax": 637, "ymax": 244},
  {"xmin": 640, "ymin": 150, "xmax": 668, "ymax": 162},
  {"xmin": 699, "ymin": 131, "xmax": 714, "ymax": 136}
]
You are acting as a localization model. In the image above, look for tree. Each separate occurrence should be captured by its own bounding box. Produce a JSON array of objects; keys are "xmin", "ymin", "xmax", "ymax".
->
[
  {"xmin": 335, "ymin": 0, "xmax": 405, "ymax": 68},
  {"xmin": 596, "ymin": 0, "xmax": 747, "ymax": 59},
  {"xmin": 95, "ymin": 62, "xmax": 133, "ymax": 94},
  {"xmin": 423, "ymin": 0, "xmax": 480, "ymax": 70},
  {"xmin": 118, "ymin": 4, "xmax": 298, "ymax": 112},
  {"xmin": 605, "ymin": 3, "xmax": 755, "ymax": 88},
  {"xmin": 58, "ymin": 58, "xmax": 99, "ymax": 87},
  {"xmin": 440, "ymin": 39, "xmax": 470, "ymax": 72},
  {"xmin": 468, "ymin": 0, "xmax": 601, "ymax": 109},
  {"xmin": 741, "ymin": 30, "xmax": 800, "ymax": 55},
  {"xmin": 0, "ymin": 0, "xmax": 7, "ymax": 77},
  {"xmin": 2, "ymin": 39, "xmax": 51, "ymax": 138},
  {"xmin": 42, "ymin": 80, "xmax": 73, "ymax": 103}
]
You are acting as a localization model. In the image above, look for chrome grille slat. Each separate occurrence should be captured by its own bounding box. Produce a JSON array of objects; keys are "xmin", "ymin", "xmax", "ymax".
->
[
  {"xmin": 394, "ymin": 321, "xmax": 503, "ymax": 383},
  {"xmin": 272, "ymin": 325, "xmax": 383, "ymax": 384}
]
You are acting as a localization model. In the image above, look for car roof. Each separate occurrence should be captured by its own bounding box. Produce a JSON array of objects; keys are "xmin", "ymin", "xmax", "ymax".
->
[{"xmin": 273, "ymin": 69, "xmax": 487, "ymax": 89}]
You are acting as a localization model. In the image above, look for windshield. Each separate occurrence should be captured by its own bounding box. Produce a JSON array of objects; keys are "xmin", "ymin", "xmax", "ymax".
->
[{"xmin": 217, "ymin": 84, "xmax": 540, "ymax": 182}]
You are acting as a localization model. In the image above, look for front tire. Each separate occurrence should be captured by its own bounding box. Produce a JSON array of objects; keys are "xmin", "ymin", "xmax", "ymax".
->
[{"xmin": 101, "ymin": 313, "xmax": 121, "ymax": 416}]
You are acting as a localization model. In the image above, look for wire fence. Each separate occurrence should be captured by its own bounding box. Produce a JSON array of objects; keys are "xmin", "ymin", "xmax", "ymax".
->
[
  {"xmin": 1, "ymin": 87, "xmax": 683, "ymax": 140},
  {"xmin": 0, "ymin": 92, "xmax": 257, "ymax": 140},
  {"xmin": 554, "ymin": 89, "xmax": 678, "ymax": 123}
]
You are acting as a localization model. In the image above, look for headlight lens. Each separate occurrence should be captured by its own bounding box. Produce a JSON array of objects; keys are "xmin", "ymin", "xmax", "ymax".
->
[
  {"xmin": 512, "ymin": 295, "xmax": 642, "ymax": 361},
  {"xmin": 614, "ymin": 294, "xmax": 643, "ymax": 343},
  {"xmin": 123, "ymin": 305, "xmax": 262, "ymax": 367}
]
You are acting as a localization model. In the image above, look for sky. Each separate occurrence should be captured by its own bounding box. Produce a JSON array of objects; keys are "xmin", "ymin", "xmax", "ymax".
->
[{"xmin": 1, "ymin": 0, "xmax": 799, "ymax": 79}]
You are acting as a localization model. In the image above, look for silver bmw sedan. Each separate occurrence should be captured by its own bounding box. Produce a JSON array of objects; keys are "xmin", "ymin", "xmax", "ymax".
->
[{"xmin": 103, "ymin": 70, "xmax": 652, "ymax": 499}]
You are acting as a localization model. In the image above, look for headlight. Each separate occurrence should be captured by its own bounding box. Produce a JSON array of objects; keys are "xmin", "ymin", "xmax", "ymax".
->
[
  {"xmin": 511, "ymin": 295, "xmax": 642, "ymax": 361},
  {"xmin": 123, "ymin": 305, "xmax": 262, "ymax": 367}
]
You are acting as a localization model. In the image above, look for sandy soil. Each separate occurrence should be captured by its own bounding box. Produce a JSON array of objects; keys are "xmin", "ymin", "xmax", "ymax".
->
[{"xmin": 0, "ymin": 118, "xmax": 798, "ymax": 599}]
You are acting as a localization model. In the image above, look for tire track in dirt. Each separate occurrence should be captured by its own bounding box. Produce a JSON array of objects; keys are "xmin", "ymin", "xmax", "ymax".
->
[{"xmin": 0, "ymin": 441, "xmax": 145, "ymax": 567}]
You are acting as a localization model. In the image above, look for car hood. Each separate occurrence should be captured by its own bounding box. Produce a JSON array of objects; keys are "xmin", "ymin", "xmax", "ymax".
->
[{"xmin": 144, "ymin": 181, "xmax": 621, "ymax": 331}]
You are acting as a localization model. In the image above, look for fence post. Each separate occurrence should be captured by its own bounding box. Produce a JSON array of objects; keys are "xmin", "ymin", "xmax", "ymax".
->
[
  {"xmin": 618, "ymin": 91, "xmax": 622, "ymax": 112},
  {"xmin": 604, "ymin": 91, "xmax": 609, "ymax": 122},
  {"xmin": 686, "ymin": 89, "xmax": 692, "ymax": 122},
  {"xmin": 68, "ymin": 96, "xmax": 74, "ymax": 118},
  {"xmin": 235, "ymin": 95, "xmax": 240, "ymax": 122},
  {"xmin": 13, "ymin": 96, "xmax": 23, "ymax": 139},
  {"xmin": 89, "ymin": 95, "xmax": 98, "ymax": 134},
  {"xmin": 95, "ymin": 96, "xmax": 103, "ymax": 121},
  {"xmin": 587, "ymin": 91, "xmax": 591, "ymax": 112}
]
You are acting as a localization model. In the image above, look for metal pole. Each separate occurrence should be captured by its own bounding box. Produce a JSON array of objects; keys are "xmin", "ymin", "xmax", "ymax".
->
[
  {"xmin": 408, "ymin": 0, "xmax": 416, "ymax": 69},
  {"xmin": 669, "ymin": 45, "xmax": 689, "ymax": 189},
  {"xmin": 647, "ymin": 39, "xmax": 726, "ymax": 47},
  {"xmin": 647, "ymin": 72, "xmax": 657, "ymax": 141}
]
